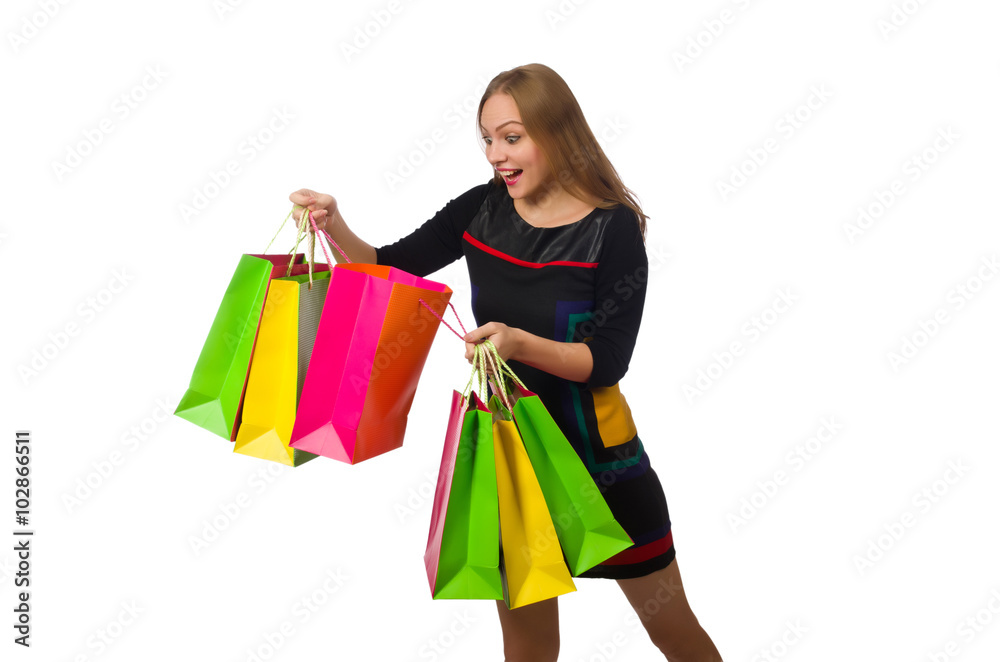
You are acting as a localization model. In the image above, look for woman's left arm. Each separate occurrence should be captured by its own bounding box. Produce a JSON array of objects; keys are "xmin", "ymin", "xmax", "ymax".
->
[
  {"xmin": 463, "ymin": 208, "xmax": 648, "ymax": 386},
  {"xmin": 463, "ymin": 324, "xmax": 594, "ymax": 383}
]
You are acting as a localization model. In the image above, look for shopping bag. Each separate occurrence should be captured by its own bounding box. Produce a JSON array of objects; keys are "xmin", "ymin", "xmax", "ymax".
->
[
  {"xmin": 233, "ymin": 271, "xmax": 331, "ymax": 466},
  {"xmin": 466, "ymin": 342, "xmax": 575, "ymax": 608},
  {"xmin": 508, "ymin": 385, "xmax": 633, "ymax": 575},
  {"xmin": 175, "ymin": 253, "xmax": 322, "ymax": 440},
  {"xmin": 424, "ymin": 390, "xmax": 503, "ymax": 600},
  {"xmin": 491, "ymin": 389, "xmax": 576, "ymax": 609},
  {"xmin": 289, "ymin": 263, "xmax": 453, "ymax": 464},
  {"xmin": 482, "ymin": 341, "xmax": 633, "ymax": 576}
]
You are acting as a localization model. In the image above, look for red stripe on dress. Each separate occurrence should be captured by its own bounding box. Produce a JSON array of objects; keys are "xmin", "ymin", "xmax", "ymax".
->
[
  {"xmin": 599, "ymin": 530, "xmax": 674, "ymax": 566},
  {"xmin": 462, "ymin": 231, "xmax": 598, "ymax": 269}
]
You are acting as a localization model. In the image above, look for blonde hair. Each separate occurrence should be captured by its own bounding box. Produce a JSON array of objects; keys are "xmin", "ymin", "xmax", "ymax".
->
[{"xmin": 476, "ymin": 63, "xmax": 648, "ymax": 239}]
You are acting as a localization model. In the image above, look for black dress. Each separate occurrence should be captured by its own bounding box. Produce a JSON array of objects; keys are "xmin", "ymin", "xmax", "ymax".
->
[{"xmin": 376, "ymin": 179, "xmax": 675, "ymax": 579}]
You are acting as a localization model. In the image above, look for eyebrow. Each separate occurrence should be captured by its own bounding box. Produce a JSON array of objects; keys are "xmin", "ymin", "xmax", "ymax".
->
[{"xmin": 480, "ymin": 120, "xmax": 523, "ymax": 133}]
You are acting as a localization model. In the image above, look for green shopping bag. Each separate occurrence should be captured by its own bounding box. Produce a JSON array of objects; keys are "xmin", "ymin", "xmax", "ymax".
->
[
  {"xmin": 424, "ymin": 355, "xmax": 503, "ymax": 600},
  {"xmin": 175, "ymin": 253, "xmax": 316, "ymax": 440},
  {"xmin": 481, "ymin": 342, "xmax": 633, "ymax": 576},
  {"xmin": 489, "ymin": 387, "xmax": 577, "ymax": 609},
  {"xmin": 176, "ymin": 205, "xmax": 337, "ymax": 441}
]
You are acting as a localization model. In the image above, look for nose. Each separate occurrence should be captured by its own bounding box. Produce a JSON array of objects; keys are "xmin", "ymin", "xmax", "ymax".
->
[{"xmin": 486, "ymin": 140, "xmax": 507, "ymax": 167}]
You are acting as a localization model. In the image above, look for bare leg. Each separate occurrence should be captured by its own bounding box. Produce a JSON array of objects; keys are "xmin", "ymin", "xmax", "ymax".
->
[
  {"xmin": 495, "ymin": 597, "xmax": 560, "ymax": 662},
  {"xmin": 616, "ymin": 558, "xmax": 722, "ymax": 661}
]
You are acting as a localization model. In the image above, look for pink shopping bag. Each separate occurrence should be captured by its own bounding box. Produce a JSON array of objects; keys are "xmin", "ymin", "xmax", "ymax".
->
[{"xmin": 289, "ymin": 263, "xmax": 452, "ymax": 464}]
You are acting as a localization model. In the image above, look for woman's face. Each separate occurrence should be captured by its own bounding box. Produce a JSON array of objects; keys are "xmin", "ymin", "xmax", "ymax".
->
[{"xmin": 479, "ymin": 93, "xmax": 552, "ymax": 201}]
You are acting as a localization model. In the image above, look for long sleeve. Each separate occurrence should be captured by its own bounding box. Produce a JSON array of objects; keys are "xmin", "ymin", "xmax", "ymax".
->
[
  {"xmin": 374, "ymin": 182, "xmax": 492, "ymax": 278},
  {"xmin": 583, "ymin": 208, "xmax": 648, "ymax": 389}
]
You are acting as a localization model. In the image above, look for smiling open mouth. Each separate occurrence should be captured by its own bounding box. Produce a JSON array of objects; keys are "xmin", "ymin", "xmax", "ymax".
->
[{"xmin": 499, "ymin": 169, "xmax": 522, "ymax": 184}]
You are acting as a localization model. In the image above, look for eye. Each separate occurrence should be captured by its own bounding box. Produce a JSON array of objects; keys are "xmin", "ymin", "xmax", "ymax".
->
[
  {"xmin": 481, "ymin": 136, "xmax": 492, "ymax": 145},
  {"xmin": 505, "ymin": 135, "xmax": 520, "ymax": 144}
]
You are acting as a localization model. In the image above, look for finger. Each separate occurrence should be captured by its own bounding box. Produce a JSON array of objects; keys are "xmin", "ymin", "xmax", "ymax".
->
[
  {"xmin": 464, "ymin": 323, "xmax": 490, "ymax": 343},
  {"xmin": 289, "ymin": 189, "xmax": 315, "ymax": 205},
  {"xmin": 309, "ymin": 210, "xmax": 328, "ymax": 228},
  {"xmin": 291, "ymin": 202, "xmax": 316, "ymax": 222},
  {"xmin": 297, "ymin": 207, "xmax": 327, "ymax": 230},
  {"xmin": 292, "ymin": 205, "xmax": 328, "ymax": 222}
]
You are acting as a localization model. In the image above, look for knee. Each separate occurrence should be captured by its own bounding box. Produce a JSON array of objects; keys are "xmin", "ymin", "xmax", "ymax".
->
[{"xmin": 648, "ymin": 631, "xmax": 683, "ymax": 661}]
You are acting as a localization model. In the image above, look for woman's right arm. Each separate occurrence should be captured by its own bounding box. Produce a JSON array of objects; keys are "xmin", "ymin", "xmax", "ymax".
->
[
  {"xmin": 289, "ymin": 182, "xmax": 492, "ymax": 277},
  {"xmin": 288, "ymin": 189, "xmax": 376, "ymax": 264}
]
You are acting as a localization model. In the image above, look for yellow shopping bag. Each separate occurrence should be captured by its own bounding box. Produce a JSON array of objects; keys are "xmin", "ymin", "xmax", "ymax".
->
[
  {"xmin": 233, "ymin": 272, "xmax": 329, "ymax": 466},
  {"xmin": 492, "ymin": 399, "xmax": 576, "ymax": 609}
]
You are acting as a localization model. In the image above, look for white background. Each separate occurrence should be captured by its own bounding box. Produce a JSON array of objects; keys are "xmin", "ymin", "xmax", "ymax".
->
[{"xmin": 2, "ymin": 0, "xmax": 999, "ymax": 660}]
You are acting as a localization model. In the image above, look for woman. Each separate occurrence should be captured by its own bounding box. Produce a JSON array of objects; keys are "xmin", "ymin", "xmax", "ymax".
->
[{"xmin": 290, "ymin": 63, "xmax": 722, "ymax": 662}]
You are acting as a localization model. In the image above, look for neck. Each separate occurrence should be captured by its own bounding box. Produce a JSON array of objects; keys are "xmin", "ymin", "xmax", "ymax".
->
[{"xmin": 515, "ymin": 182, "xmax": 602, "ymax": 226}]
